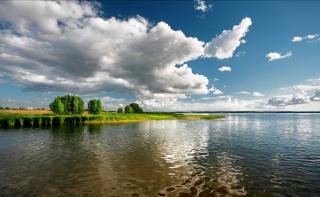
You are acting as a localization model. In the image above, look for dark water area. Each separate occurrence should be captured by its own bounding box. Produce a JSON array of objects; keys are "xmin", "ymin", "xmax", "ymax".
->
[{"xmin": 0, "ymin": 113, "xmax": 320, "ymax": 196}]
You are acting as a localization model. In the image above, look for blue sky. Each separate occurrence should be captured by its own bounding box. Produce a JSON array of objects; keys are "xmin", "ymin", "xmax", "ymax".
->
[{"xmin": 0, "ymin": 0, "xmax": 320, "ymax": 111}]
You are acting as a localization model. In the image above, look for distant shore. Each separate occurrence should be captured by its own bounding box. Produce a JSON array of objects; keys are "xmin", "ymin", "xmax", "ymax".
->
[{"xmin": 0, "ymin": 109, "xmax": 224, "ymax": 129}]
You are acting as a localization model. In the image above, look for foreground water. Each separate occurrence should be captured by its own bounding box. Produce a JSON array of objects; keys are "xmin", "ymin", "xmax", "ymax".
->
[{"xmin": 0, "ymin": 113, "xmax": 320, "ymax": 196}]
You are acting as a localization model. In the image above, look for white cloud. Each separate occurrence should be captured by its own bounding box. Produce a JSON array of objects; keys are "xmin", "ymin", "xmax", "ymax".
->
[
  {"xmin": 266, "ymin": 51, "xmax": 292, "ymax": 61},
  {"xmin": 194, "ymin": 0, "xmax": 212, "ymax": 13},
  {"xmin": 311, "ymin": 91, "xmax": 320, "ymax": 101},
  {"xmin": 292, "ymin": 34, "xmax": 318, "ymax": 42},
  {"xmin": 234, "ymin": 91, "xmax": 264, "ymax": 97},
  {"xmin": 292, "ymin": 37, "xmax": 302, "ymax": 42},
  {"xmin": 235, "ymin": 51, "xmax": 246, "ymax": 57},
  {"xmin": 218, "ymin": 66, "xmax": 232, "ymax": 72},
  {"xmin": 150, "ymin": 96, "xmax": 267, "ymax": 112},
  {"xmin": 268, "ymin": 94, "xmax": 309, "ymax": 106},
  {"xmin": 209, "ymin": 85, "xmax": 223, "ymax": 95},
  {"xmin": 212, "ymin": 88, "xmax": 223, "ymax": 95},
  {"xmin": 204, "ymin": 17, "xmax": 252, "ymax": 59},
  {"xmin": 155, "ymin": 79, "xmax": 320, "ymax": 112},
  {"xmin": 266, "ymin": 78, "xmax": 320, "ymax": 109},
  {"xmin": 234, "ymin": 91, "xmax": 251, "ymax": 95},
  {"xmin": 252, "ymin": 92, "xmax": 264, "ymax": 97},
  {"xmin": 279, "ymin": 78, "xmax": 320, "ymax": 95},
  {"xmin": 213, "ymin": 78, "xmax": 219, "ymax": 81},
  {"xmin": 0, "ymin": 0, "xmax": 209, "ymax": 101}
]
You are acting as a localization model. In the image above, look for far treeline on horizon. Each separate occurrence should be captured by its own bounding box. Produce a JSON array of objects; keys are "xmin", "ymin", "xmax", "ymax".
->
[{"xmin": 0, "ymin": 94, "xmax": 143, "ymax": 114}]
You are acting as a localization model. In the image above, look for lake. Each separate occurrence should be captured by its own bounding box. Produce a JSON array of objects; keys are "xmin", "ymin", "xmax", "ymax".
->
[{"xmin": 0, "ymin": 113, "xmax": 319, "ymax": 196}]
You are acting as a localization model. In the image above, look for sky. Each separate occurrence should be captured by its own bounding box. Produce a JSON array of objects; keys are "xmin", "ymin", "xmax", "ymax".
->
[{"xmin": 0, "ymin": 0, "xmax": 320, "ymax": 111}]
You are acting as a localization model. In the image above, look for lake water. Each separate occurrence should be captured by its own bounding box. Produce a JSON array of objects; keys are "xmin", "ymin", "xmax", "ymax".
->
[{"xmin": 0, "ymin": 113, "xmax": 320, "ymax": 196}]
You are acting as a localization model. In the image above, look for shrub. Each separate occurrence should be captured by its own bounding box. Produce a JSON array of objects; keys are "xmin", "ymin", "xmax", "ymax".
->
[
  {"xmin": 75, "ymin": 116, "xmax": 82, "ymax": 124},
  {"xmin": 23, "ymin": 117, "xmax": 33, "ymax": 127},
  {"xmin": 1, "ymin": 119, "xmax": 10, "ymax": 128},
  {"xmin": 64, "ymin": 117, "xmax": 75, "ymax": 124},
  {"xmin": 14, "ymin": 118, "xmax": 23, "ymax": 128},
  {"xmin": 88, "ymin": 99, "xmax": 103, "ymax": 114},
  {"xmin": 32, "ymin": 117, "xmax": 41, "ymax": 127},
  {"xmin": 41, "ymin": 116, "xmax": 52, "ymax": 127},
  {"xmin": 117, "ymin": 108, "xmax": 123, "ymax": 113},
  {"xmin": 52, "ymin": 116, "xmax": 64, "ymax": 126}
]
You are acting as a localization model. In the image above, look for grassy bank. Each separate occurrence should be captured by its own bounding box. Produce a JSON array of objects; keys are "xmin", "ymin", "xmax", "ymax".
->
[{"xmin": 0, "ymin": 110, "xmax": 224, "ymax": 128}]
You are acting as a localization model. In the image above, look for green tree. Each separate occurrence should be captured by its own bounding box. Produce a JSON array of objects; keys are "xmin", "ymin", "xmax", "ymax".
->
[
  {"xmin": 125, "ymin": 105, "xmax": 134, "ymax": 113},
  {"xmin": 129, "ymin": 103, "xmax": 143, "ymax": 113},
  {"xmin": 88, "ymin": 99, "xmax": 103, "ymax": 114},
  {"xmin": 50, "ymin": 95, "xmax": 84, "ymax": 115},
  {"xmin": 49, "ymin": 97, "xmax": 65, "ymax": 114},
  {"xmin": 117, "ymin": 108, "xmax": 123, "ymax": 113}
]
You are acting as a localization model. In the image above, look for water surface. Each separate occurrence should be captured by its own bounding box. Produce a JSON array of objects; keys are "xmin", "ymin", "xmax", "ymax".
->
[{"xmin": 0, "ymin": 113, "xmax": 320, "ymax": 196}]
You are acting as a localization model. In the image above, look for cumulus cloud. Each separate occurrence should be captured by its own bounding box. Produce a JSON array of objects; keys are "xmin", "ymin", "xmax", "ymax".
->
[
  {"xmin": 0, "ymin": 0, "xmax": 209, "ymax": 101},
  {"xmin": 310, "ymin": 91, "xmax": 320, "ymax": 101},
  {"xmin": 279, "ymin": 78, "xmax": 320, "ymax": 95},
  {"xmin": 234, "ymin": 91, "xmax": 264, "ymax": 97},
  {"xmin": 218, "ymin": 66, "xmax": 232, "ymax": 72},
  {"xmin": 209, "ymin": 86, "xmax": 223, "ymax": 95},
  {"xmin": 252, "ymin": 92, "xmax": 264, "ymax": 97},
  {"xmin": 234, "ymin": 91, "xmax": 250, "ymax": 95},
  {"xmin": 292, "ymin": 34, "xmax": 318, "ymax": 42},
  {"xmin": 266, "ymin": 51, "xmax": 292, "ymax": 61},
  {"xmin": 146, "ymin": 79, "xmax": 320, "ymax": 111},
  {"xmin": 268, "ymin": 94, "xmax": 309, "ymax": 106},
  {"xmin": 204, "ymin": 17, "xmax": 252, "ymax": 59},
  {"xmin": 267, "ymin": 78, "xmax": 320, "ymax": 108},
  {"xmin": 194, "ymin": 0, "xmax": 212, "ymax": 13},
  {"xmin": 138, "ymin": 95, "xmax": 267, "ymax": 111}
]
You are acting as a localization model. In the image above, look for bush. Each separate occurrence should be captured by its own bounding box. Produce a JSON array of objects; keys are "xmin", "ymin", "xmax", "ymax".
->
[
  {"xmin": 0, "ymin": 119, "xmax": 11, "ymax": 128},
  {"xmin": 52, "ymin": 116, "xmax": 64, "ymax": 126},
  {"xmin": 50, "ymin": 95, "xmax": 84, "ymax": 115},
  {"xmin": 41, "ymin": 116, "xmax": 52, "ymax": 127},
  {"xmin": 23, "ymin": 117, "xmax": 33, "ymax": 127},
  {"xmin": 88, "ymin": 99, "xmax": 103, "ymax": 114},
  {"xmin": 14, "ymin": 118, "xmax": 23, "ymax": 128},
  {"xmin": 117, "ymin": 108, "xmax": 123, "ymax": 113},
  {"xmin": 32, "ymin": 117, "xmax": 41, "ymax": 127}
]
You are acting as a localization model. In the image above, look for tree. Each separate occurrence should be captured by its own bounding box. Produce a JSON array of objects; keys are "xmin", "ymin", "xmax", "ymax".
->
[
  {"xmin": 49, "ymin": 97, "xmax": 65, "ymax": 114},
  {"xmin": 88, "ymin": 99, "xmax": 103, "ymax": 114},
  {"xmin": 117, "ymin": 108, "xmax": 123, "ymax": 113},
  {"xmin": 125, "ymin": 105, "xmax": 134, "ymax": 113},
  {"xmin": 49, "ymin": 95, "xmax": 84, "ymax": 115},
  {"xmin": 129, "ymin": 103, "xmax": 143, "ymax": 113}
]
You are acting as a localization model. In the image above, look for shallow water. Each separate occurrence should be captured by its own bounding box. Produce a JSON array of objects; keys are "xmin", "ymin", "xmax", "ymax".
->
[{"xmin": 0, "ymin": 113, "xmax": 320, "ymax": 196}]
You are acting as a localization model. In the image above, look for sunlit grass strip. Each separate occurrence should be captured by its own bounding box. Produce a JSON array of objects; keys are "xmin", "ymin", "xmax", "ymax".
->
[{"xmin": 0, "ymin": 113, "xmax": 224, "ymax": 128}]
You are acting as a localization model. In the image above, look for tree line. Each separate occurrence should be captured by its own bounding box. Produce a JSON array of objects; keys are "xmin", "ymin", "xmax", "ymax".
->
[{"xmin": 50, "ymin": 95, "xmax": 143, "ymax": 115}]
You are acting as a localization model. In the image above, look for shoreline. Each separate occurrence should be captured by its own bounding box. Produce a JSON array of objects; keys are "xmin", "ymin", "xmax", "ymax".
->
[{"xmin": 0, "ymin": 112, "xmax": 224, "ymax": 129}]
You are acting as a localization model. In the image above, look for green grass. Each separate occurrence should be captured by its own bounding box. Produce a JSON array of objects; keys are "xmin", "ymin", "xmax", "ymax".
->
[{"xmin": 0, "ymin": 111, "xmax": 224, "ymax": 128}]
